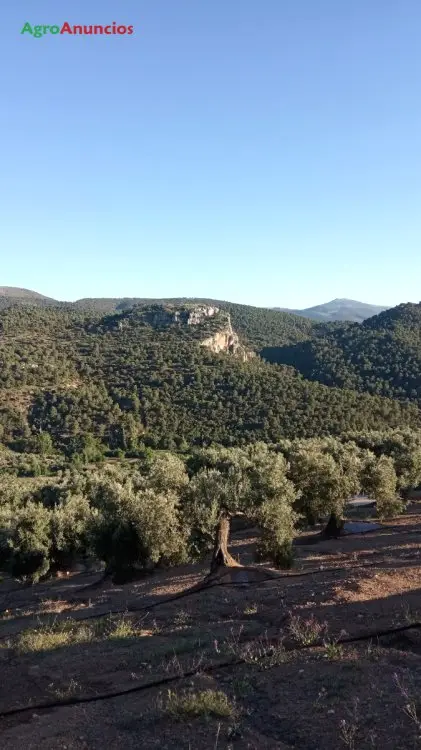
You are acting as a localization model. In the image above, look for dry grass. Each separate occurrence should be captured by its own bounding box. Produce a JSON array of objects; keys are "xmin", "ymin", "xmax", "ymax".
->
[
  {"xmin": 163, "ymin": 689, "xmax": 237, "ymax": 720},
  {"xmin": 40, "ymin": 598, "xmax": 76, "ymax": 614},
  {"xmin": 288, "ymin": 614, "xmax": 328, "ymax": 646},
  {"xmin": 15, "ymin": 613, "xmax": 151, "ymax": 653}
]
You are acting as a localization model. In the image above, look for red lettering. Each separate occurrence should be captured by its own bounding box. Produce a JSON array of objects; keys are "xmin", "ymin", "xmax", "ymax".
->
[
  {"xmin": 127, "ymin": 26, "xmax": 134, "ymax": 35},
  {"xmin": 104, "ymin": 26, "xmax": 112, "ymax": 34},
  {"xmin": 60, "ymin": 22, "xmax": 73, "ymax": 34},
  {"xmin": 117, "ymin": 25, "xmax": 127, "ymax": 34}
]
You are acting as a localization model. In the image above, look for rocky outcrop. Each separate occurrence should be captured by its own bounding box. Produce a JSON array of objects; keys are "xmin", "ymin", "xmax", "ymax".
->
[
  {"xmin": 146, "ymin": 305, "xmax": 220, "ymax": 327},
  {"xmin": 114, "ymin": 304, "xmax": 253, "ymax": 360},
  {"xmin": 200, "ymin": 316, "xmax": 254, "ymax": 361}
]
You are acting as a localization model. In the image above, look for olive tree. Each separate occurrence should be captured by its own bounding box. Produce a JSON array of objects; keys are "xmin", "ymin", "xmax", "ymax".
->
[
  {"xmin": 288, "ymin": 442, "xmax": 360, "ymax": 535},
  {"xmin": 360, "ymin": 453, "xmax": 402, "ymax": 518},
  {"xmin": 184, "ymin": 443, "xmax": 298, "ymax": 572},
  {"xmin": 145, "ymin": 452, "xmax": 189, "ymax": 493},
  {"xmin": 88, "ymin": 474, "xmax": 188, "ymax": 580},
  {"xmin": 50, "ymin": 491, "xmax": 96, "ymax": 570},
  {"xmin": 4, "ymin": 501, "xmax": 52, "ymax": 582}
]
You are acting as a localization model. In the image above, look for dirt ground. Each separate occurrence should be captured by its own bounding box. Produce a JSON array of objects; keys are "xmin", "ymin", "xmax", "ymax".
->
[{"xmin": 2, "ymin": 508, "xmax": 421, "ymax": 749}]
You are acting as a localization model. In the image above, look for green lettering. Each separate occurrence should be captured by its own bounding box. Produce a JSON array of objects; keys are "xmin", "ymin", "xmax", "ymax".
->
[{"xmin": 21, "ymin": 22, "xmax": 33, "ymax": 35}]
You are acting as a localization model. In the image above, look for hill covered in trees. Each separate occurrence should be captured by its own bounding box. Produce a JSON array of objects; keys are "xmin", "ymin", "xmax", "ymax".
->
[
  {"xmin": 0, "ymin": 290, "xmax": 321, "ymax": 348},
  {"xmin": 262, "ymin": 302, "xmax": 421, "ymax": 405},
  {"xmin": 0, "ymin": 302, "xmax": 418, "ymax": 456},
  {"xmin": 2, "ymin": 299, "xmax": 421, "ymax": 590}
]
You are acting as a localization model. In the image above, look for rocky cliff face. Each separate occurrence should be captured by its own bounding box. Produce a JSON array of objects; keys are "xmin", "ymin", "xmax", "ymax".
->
[
  {"xmin": 146, "ymin": 305, "xmax": 220, "ymax": 327},
  {"xmin": 200, "ymin": 316, "xmax": 254, "ymax": 361},
  {"xmin": 114, "ymin": 303, "xmax": 253, "ymax": 359}
]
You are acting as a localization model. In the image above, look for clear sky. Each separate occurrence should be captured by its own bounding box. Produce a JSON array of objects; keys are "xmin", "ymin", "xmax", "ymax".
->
[{"xmin": 1, "ymin": 1, "xmax": 420, "ymax": 308}]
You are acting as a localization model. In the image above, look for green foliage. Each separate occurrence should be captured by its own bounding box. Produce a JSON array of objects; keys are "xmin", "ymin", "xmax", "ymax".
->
[
  {"xmin": 88, "ymin": 473, "xmax": 188, "ymax": 576},
  {"xmin": 1, "ymin": 298, "xmax": 421, "ymax": 582},
  {"xmin": 360, "ymin": 453, "xmax": 402, "ymax": 518},
  {"xmin": 0, "ymin": 435, "xmax": 419, "ymax": 582},
  {"xmin": 145, "ymin": 452, "xmax": 189, "ymax": 493},
  {"xmin": 5, "ymin": 501, "xmax": 51, "ymax": 582},
  {"xmin": 184, "ymin": 443, "xmax": 299, "ymax": 563},
  {"xmin": 345, "ymin": 429, "xmax": 421, "ymax": 496},
  {"xmin": 288, "ymin": 445, "xmax": 355, "ymax": 525},
  {"xmin": 34, "ymin": 432, "xmax": 54, "ymax": 456},
  {"xmin": 183, "ymin": 468, "xmax": 240, "ymax": 557},
  {"xmin": 256, "ymin": 494, "xmax": 297, "ymax": 568},
  {"xmin": 0, "ymin": 304, "xmax": 417, "ymax": 456},
  {"xmin": 50, "ymin": 492, "xmax": 95, "ymax": 568},
  {"xmin": 262, "ymin": 302, "xmax": 421, "ymax": 406}
]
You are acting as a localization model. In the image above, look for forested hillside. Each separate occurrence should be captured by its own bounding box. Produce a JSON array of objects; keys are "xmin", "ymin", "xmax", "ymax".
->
[
  {"xmin": 72, "ymin": 298, "xmax": 322, "ymax": 348},
  {"xmin": 262, "ymin": 302, "xmax": 421, "ymax": 404},
  {"xmin": 0, "ymin": 291, "xmax": 322, "ymax": 348},
  {"xmin": 0, "ymin": 303, "xmax": 418, "ymax": 455}
]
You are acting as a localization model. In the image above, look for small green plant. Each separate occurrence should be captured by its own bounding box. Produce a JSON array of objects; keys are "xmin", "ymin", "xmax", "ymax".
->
[
  {"xmin": 394, "ymin": 672, "xmax": 421, "ymax": 738},
  {"xmin": 324, "ymin": 641, "xmax": 344, "ymax": 660},
  {"xmin": 48, "ymin": 678, "xmax": 81, "ymax": 699},
  {"xmin": 243, "ymin": 603, "xmax": 258, "ymax": 616},
  {"xmin": 339, "ymin": 698, "xmax": 361, "ymax": 750},
  {"xmin": 288, "ymin": 614, "xmax": 328, "ymax": 646},
  {"xmin": 108, "ymin": 615, "xmax": 137, "ymax": 639},
  {"xmin": 323, "ymin": 632, "xmax": 347, "ymax": 660},
  {"xmin": 164, "ymin": 689, "xmax": 237, "ymax": 720},
  {"xmin": 173, "ymin": 609, "xmax": 192, "ymax": 628}
]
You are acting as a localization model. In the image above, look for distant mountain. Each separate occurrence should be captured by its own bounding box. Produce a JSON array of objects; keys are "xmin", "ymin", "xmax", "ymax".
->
[
  {"xmin": 0, "ymin": 286, "xmax": 55, "ymax": 301},
  {"xmin": 274, "ymin": 298, "xmax": 389, "ymax": 323},
  {"xmin": 0, "ymin": 289, "xmax": 388, "ymax": 324}
]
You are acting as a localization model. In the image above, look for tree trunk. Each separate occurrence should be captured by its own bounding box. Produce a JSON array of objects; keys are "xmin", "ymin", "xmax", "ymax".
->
[
  {"xmin": 210, "ymin": 515, "xmax": 239, "ymax": 574},
  {"xmin": 324, "ymin": 511, "xmax": 344, "ymax": 539}
]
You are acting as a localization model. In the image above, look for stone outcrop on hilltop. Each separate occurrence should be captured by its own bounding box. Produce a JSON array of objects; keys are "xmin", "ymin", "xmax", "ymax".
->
[
  {"xmin": 115, "ymin": 303, "xmax": 253, "ymax": 360},
  {"xmin": 148, "ymin": 305, "xmax": 220, "ymax": 327},
  {"xmin": 200, "ymin": 312, "xmax": 254, "ymax": 361}
]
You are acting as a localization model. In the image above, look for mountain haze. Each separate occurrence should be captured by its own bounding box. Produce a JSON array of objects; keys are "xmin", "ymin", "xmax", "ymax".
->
[{"xmin": 274, "ymin": 298, "xmax": 389, "ymax": 323}]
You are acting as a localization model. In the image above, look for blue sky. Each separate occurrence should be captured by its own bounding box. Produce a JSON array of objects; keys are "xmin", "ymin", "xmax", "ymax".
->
[{"xmin": 1, "ymin": 1, "xmax": 420, "ymax": 308}]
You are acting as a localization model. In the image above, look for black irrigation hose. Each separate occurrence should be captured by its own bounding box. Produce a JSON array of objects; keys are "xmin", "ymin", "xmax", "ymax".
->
[
  {"xmin": 0, "ymin": 556, "xmax": 412, "ymax": 635},
  {"xmin": 2, "ymin": 619, "xmax": 421, "ymax": 720},
  {"xmin": 0, "ymin": 655, "xmax": 244, "ymax": 719},
  {"xmin": 1, "ymin": 513, "xmax": 419, "ymax": 618},
  {"xmin": 0, "ymin": 559, "xmax": 384, "ymax": 634},
  {"xmin": 0, "ymin": 556, "xmax": 386, "ymax": 616}
]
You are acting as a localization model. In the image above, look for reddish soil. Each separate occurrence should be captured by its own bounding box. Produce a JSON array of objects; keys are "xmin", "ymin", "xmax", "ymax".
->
[{"xmin": 2, "ymin": 507, "xmax": 421, "ymax": 749}]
